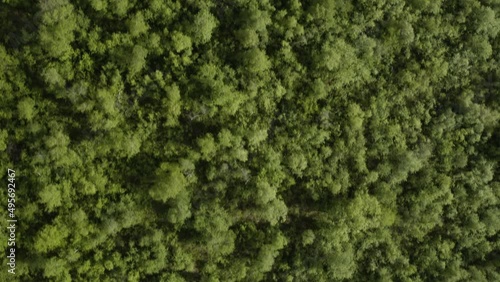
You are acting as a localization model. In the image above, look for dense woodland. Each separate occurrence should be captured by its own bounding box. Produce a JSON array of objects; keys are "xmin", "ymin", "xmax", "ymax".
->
[{"xmin": 1, "ymin": 0, "xmax": 500, "ymax": 281}]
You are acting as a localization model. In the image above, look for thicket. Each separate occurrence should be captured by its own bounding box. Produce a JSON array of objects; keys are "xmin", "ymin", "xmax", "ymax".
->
[{"xmin": 1, "ymin": 0, "xmax": 500, "ymax": 281}]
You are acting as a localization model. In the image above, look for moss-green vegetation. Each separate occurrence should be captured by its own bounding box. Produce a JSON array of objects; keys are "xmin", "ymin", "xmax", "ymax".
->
[{"xmin": 1, "ymin": 0, "xmax": 500, "ymax": 281}]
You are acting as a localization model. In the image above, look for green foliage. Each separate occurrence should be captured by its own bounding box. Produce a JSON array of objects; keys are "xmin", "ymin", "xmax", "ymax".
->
[
  {"xmin": 17, "ymin": 97, "xmax": 36, "ymax": 121},
  {"xmin": 38, "ymin": 184, "xmax": 62, "ymax": 212},
  {"xmin": 128, "ymin": 12, "xmax": 148, "ymax": 37},
  {"xmin": 171, "ymin": 31, "xmax": 192, "ymax": 53},
  {"xmin": 149, "ymin": 163, "xmax": 187, "ymax": 203},
  {"xmin": 2, "ymin": 0, "xmax": 500, "ymax": 281},
  {"xmin": 34, "ymin": 221, "xmax": 69, "ymax": 254},
  {"xmin": 128, "ymin": 45, "xmax": 148, "ymax": 76},
  {"xmin": 189, "ymin": 9, "xmax": 217, "ymax": 44},
  {"xmin": 38, "ymin": 0, "xmax": 77, "ymax": 60}
]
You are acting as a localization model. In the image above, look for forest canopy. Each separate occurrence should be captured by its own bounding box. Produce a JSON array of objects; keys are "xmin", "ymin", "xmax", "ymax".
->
[{"xmin": 1, "ymin": 0, "xmax": 500, "ymax": 281}]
